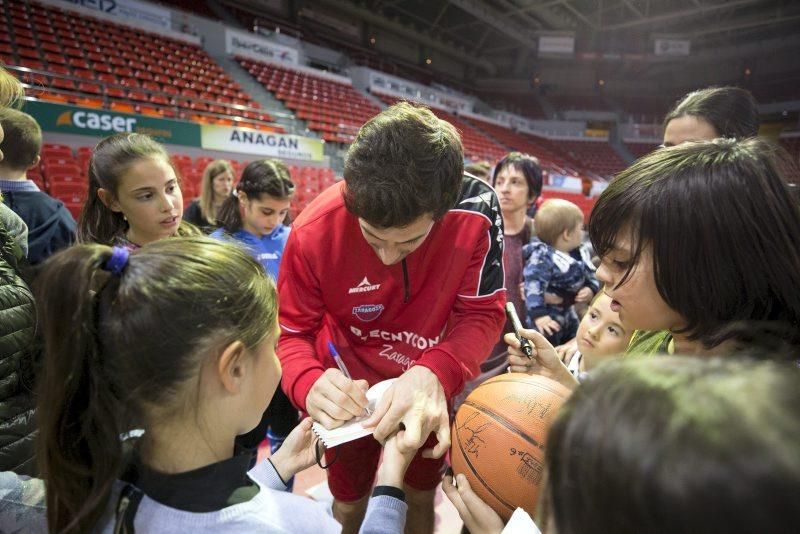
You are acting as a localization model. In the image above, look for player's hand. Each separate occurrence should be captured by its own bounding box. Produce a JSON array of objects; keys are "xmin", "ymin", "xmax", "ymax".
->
[
  {"xmin": 362, "ymin": 366, "xmax": 449, "ymax": 459},
  {"xmin": 555, "ymin": 338, "xmax": 579, "ymax": 365},
  {"xmin": 575, "ymin": 287, "xmax": 594, "ymax": 303},
  {"xmin": 443, "ymin": 472, "xmax": 504, "ymax": 534},
  {"xmin": 506, "ymin": 329, "xmax": 579, "ymax": 390},
  {"xmin": 269, "ymin": 418, "xmax": 320, "ymax": 481},
  {"xmin": 375, "ymin": 430, "xmax": 418, "ymax": 488},
  {"xmin": 534, "ymin": 316, "xmax": 561, "ymax": 336},
  {"xmin": 306, "ymin": 368, "xmax": 369, "ymax": 429}
]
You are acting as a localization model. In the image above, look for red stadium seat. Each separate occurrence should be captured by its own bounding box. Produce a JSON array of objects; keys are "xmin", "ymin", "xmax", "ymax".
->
[{"xmin": 50, "ymin": 183, "xmax": 88, "ymax": 212}]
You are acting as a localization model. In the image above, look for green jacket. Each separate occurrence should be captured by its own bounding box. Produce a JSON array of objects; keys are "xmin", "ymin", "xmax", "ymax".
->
[
  {"xmin": 626, "ymin": 330, "xmax": 672, "ymax": 357},
  {"xmin": 0, "ymin": 218, "xmax": 37, "ymax": 475}
]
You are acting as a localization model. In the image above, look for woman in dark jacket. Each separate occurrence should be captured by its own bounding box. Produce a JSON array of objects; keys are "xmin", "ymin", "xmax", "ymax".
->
[{"xmin": 0, "ymin": 66, "xmax": 37, "ymax": 475}]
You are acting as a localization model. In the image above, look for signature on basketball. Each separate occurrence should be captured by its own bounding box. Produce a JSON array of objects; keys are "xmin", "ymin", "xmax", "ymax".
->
[
  {"xmin": 457, "ymin": 412, "xmax": 491, "ymax": 458},
  {"xmin": 509, "ymin": 447, "xmax": 544, "ymax": 486},
  {"xmin": 501, "ymin": 393, "xmax": 552, "ymax": 419}
]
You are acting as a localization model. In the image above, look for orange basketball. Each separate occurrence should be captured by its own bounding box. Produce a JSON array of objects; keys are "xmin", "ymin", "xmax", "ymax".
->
[{"xmin": 450, "ymin": 373, "xmax": 571, "ymax": 521}]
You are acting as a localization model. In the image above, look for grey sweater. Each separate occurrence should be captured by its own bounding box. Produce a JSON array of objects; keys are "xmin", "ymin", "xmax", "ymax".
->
[{"xmin": 0, "ymin": 460, "xmax": 407, "ymax": 533}]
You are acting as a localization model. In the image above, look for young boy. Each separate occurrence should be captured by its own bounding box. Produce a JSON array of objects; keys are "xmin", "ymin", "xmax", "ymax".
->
[
  {"xmin": 566, "ymin": 291, "xmax": 631, "ymax": 379},
  {"xmin": 523, "ymin": 198, "xmax": 598, "ymax": 345},
  {"xmin": 0, "ymin": 109, "xmax": 75, "ymax": 264}
]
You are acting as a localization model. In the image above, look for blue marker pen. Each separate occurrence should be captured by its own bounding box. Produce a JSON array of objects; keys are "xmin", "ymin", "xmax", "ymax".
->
[{"xmin": 328, "ymin": 341, "xmax": 371, "ymax": 416}]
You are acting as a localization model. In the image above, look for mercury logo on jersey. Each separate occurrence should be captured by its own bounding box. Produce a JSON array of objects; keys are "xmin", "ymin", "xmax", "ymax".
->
[{"xmin": 348, "ymin": 277, "xmax": 381, "ymax": 294}]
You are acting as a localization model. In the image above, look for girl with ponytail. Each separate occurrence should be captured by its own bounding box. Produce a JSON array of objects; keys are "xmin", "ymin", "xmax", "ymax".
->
[
  {"xmin": 211, "ymin": 159, "xmax": 298, "ymax": 485},
  {"xmin": 77, "ymin": 133, "xmax": 199, "ymax": 248},
  {"xmin": 0, "ymin": 237, "xmax": 414, "ymax": 533},
  {"xmin": 211, "ymin": 159, "xmax": 294, "ymax": 280}
]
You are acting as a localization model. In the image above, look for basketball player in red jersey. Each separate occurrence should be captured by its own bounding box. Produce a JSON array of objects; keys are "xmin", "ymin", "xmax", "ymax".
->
[{"xmin": 276, "ymin": 102, "xmax": 506, "ymax": 533}]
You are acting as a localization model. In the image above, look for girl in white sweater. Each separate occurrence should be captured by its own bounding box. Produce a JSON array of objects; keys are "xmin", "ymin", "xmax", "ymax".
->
[{"xmin": 0, "ymin": 237, "xmax": 412, "ymax": 533}]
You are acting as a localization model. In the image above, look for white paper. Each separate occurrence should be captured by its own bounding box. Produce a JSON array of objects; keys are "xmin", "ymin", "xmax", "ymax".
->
[
  {"xmin": 502, "ymin": 508, "xmax": 541, "ymax": 534},
  {"xmin": 312, "ymin": 379, "xmax": 395, "ymax": 447}
]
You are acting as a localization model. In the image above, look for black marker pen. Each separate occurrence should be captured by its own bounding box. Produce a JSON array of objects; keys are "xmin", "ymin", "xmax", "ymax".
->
[{"xmin": 505, "ymin": 302, "xmax": 533, "ymax": 360}]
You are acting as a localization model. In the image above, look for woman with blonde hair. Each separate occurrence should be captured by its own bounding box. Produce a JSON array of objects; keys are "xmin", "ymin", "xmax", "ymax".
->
[{"xmin": 183, "ymin": 159, "xmax": 235, "ymax": 233}]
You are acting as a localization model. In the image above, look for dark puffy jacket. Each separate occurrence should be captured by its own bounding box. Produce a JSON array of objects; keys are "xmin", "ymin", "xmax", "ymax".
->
[{"xmin": 0, "ymin": 218, "xmax": 37, "ymax": 475}]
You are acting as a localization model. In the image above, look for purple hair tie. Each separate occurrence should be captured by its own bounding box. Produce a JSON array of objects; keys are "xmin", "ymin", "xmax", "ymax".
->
[{"xmin": 103, "ymin": 246, "xmax": 130, "ymax": 276}]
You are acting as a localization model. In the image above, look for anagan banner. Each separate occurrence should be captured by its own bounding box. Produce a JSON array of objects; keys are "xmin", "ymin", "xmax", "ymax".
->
[
  {"xmin": 201, "ymin": 125, "xmax": 324, "ymax": 162},
  {"xmin": 23, "ymin": 101, "xmax": 202, "ymax": 146}
]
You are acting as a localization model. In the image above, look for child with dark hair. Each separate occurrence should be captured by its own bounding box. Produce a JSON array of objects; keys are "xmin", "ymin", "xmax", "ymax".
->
[
  {"xmin": 0, "ymin": 238, "xmax": 415, "ymax": 533},
  {"xmin": 548, "ymin": 356, "xmax": 800, "ymax": 534},
  {"xmin": 78, "ymin": 133, "xmax": 198, "ymax": 248},
  {"xmin": 278, "ymin": 102, "xmax": 505, "ymax": 532},
  {"xmin": 523, "ymin": 198, "xmax": 598, "ymax": 346},
  {"xmin": 590, "ymin": 137, "xmax": 800, "ymax": 357},
  {"xmin": 211, "ymin": 159, "xmax": 294, "ymax": 281},
  {"xmin": 504, "ymin": 137, "xmax": 800, "ymax": 394},
  {"xmin": 445, "ymin": 356, "xmax": 800, "ymax": 534},
  {"xmin": 0, "ymin": 108, "xmax": 75, "ymax": 264},
  {"xmin": 211, "ymin": 159, "xmax": 297, "ymax": 486},
  {"xmin": 663, "ymin": 86, "xmax": 759, "ymax": 146}
]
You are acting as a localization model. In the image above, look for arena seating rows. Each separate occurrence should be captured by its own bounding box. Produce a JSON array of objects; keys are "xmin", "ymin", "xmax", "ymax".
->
[
  {"xmin": 237, "ymin": 57, "xmax": 382, "ymax": 144},
  {"xmin": 556, "ymin": 139, "xmax": 628, "ymax": 178},
  {"xmin": 0, "ymin": 0, "xmax": 608, "ymax": 209},
  {"xmin": 547, "ymin": 93, "xmax": 610, "ymax": 113},
  {"xmin": 371, "ymin": 91, "xmax": 507, "ymax": 162},
  {"xmin": 0, "ymin": 0, "xmax": 281, "ymax": 130},
  {"xmin": 32, "ymin": 143, "xmax": 337, "ymax": 220},
  {"xmin": 624, "ymin": 142, "xmax": 659, "ymax": 159},
  {"xmin": 462, "ymin": 116, "xmax": 583, "ymax": 176},
  {"xmin": 539, "ymin": 189, "xmax": 597, "ymax": 221}
]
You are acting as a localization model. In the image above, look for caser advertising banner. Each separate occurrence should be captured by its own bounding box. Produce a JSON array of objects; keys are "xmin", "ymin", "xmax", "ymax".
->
[
  {"xmin": 23, "ymin": 101, "xmax": 202, "ymax": 146},
  {"xmin": 201, "ymin": 125, "xmax": 324, "ymax": 162}
]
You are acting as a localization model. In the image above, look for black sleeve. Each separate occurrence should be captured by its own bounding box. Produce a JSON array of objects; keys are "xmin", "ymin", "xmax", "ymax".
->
[
  {"xmin": 183, "ymin": 201, "xmax": 202, "ymax": 226},
  {"xmin": 371, "ymin": 486, "xmax": 406, "ymax": 502},
  {"xmin": 455, "ymin": 176, "xmax": 505, "ymax": 296}
]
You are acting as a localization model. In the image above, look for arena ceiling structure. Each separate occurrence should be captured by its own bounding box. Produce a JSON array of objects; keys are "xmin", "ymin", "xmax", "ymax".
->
[{"xmin": 222, "ymin": 0, "xmax": 800, "ymax": 105}]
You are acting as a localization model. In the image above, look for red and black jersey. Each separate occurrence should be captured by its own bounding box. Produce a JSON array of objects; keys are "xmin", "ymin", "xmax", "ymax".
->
[{"xmin": 276, "ymin": 176, "xmax": 506, "ymax": 411}]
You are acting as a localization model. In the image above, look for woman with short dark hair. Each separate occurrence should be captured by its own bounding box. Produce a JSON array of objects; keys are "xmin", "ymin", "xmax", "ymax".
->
[{"xmin": 590, "ymin": 137, "xmax": 800, "ymax": 357}]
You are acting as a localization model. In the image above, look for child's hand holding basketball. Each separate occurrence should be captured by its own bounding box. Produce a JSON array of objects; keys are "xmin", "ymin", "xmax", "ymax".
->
[
  {"xmin": 505, "ymin": 328, "xmax": 579, "ymax": 391},
  {"xmin": 269, "ymin": 418, "xmax": 320, "ymax": 482},
  {"xmin": 443, "ymin": 471, "xmax": 504, "ymax": 534}
]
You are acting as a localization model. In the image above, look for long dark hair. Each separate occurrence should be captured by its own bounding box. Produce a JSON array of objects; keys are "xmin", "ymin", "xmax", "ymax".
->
[
  {"xmin": 589, "ymin": 137, "xmax": 800, "ymax": 352},
  {"xmin": 77, "ymin": 133, "xmax": 196, "ymax": 244},
  {"xmin": 664, "ymin": 86, "xmax": 759, "ymax": 139},
  {"xmin": 546, "ymin": 356, "xmax": 800, "ymax": 534},
  {"xmin": 217, "ymin": 159, "xmax": 294, "ymax": 233},
  {"xmin": 35, "ymin": 237, "xmax": 277, "ymax": 533}
]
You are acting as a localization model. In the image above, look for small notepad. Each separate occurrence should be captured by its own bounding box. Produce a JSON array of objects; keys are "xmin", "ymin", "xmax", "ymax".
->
[{"xmin": 312, "ymin": 379, "xmax": 396, "ymax": 448}]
